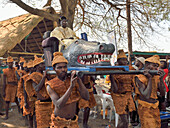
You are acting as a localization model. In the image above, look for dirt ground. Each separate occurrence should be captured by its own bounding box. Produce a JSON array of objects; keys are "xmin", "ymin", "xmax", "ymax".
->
[
  {"xmin": 0, "ymin": 104, "xmax": 116, "ymax": 128},
  {"xmin": 1, "ymin": 104, "xmax": 170, "ymax": 128}
]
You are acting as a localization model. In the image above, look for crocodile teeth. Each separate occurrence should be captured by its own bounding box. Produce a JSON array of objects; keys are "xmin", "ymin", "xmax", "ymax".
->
[{"xmin": 78, "ymin": 53, "xmax": 112, "ymax": 65}]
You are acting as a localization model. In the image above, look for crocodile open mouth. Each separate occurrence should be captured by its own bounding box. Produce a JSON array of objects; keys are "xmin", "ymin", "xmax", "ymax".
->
[{"xmin": 77, "ymin": 53, "xmax": 112, "ymax": 65}]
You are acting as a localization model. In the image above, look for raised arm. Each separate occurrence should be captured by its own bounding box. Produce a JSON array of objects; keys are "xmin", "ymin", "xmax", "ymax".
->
[
  {"xmin": 77, "ymin": 77, "xmax": 89, "ymax": 101},
  {"xmin": 32, "ymin": 71, "xmax": 47, "ymax": 92},
  {"xmin": 158, "ymin": 69, "xmax": 166, "ymax": 97},
  {"xmin": 46, "ymin": 84, "xmax": 73, "ymax": 109},
  {"xmin": 135, "ymin": 71, "xmax": 152, "ymax": 99}
]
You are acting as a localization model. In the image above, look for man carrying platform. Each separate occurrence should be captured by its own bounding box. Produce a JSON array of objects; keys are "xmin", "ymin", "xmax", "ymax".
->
[
  {"xmin": 109, "ymin": 49, "xmax": 136, "ymax": 128},
  {"xmin": 134, "ymin": 55, "xmax": 165, "ymax": 128},
  {"xmin": 46, "ymin": 52, "xmax": 89, "ymax": 128},
  {"xmin": 26, "ymin": 55, "xmax": 52, "ymax": 128}
]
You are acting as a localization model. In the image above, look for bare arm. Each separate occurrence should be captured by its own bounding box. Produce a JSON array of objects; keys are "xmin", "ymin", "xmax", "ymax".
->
[
  {"xmin": 22, "ymin": 80, "xmax": 28, "ymax": 108},
  {"xmin": 46, "ymin": 84, "xmax": 73, "ymax": 109},
  {"xmin": 32, "ymin": 71, "xmax": 48, "ymax": 92},
  {"xmin": 32, "ymin": 77, "xmax": 46, "ymax": 92},
  {"xmin": 109, "ymin": 75, "xmax": 118, "ymax": 93},
  {"xmin": 16, "ymin": 71, "xmax": 20, "ymax": 80},
  {"xmin": 158, "ymin": 69, "xmax": 166, "ymax": 96},
  {"xmin": 77, "ymin": 77, "xmax": 89, "ymax": 101},
  {"xmin": 135, "ymin": 76, "xmax": 152, "ymax": 99}
]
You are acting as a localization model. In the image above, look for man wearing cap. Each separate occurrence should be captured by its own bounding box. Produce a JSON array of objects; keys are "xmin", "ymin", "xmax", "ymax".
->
[
  {"xmin": 3, "ymin": 56, "xmax": 20, "ymax": 120},
  {"xmin": 50, "ymin": 16, "xmax": 79, "ymax": 51},
  {"xmin": 16, "ymin": 57, "xmax": 27, "ymax": 77},
  {"xmin": 46, "ymin": 52, "xmax": 89, "ymax": 128},
  {"xmin": 26, "ymin": 55, "xmax": 52, "ymax": 128},
  {"xmin": 17, "ymin": 61, "xmax": 32, "ymax": 126},
  {"xmin": 135, "ymin": 57, "xmax": 145, "ymax": 70},
  {"xmin": 109, "ymin": 49, "xmax": 136, "ymax": 128},
  {"xmin": 21, "ymin": 59, "xmax": 37, "ymax": 128},
  {"xmin": 131, "ymin": 57, "xmax": 145, "ymax": 125},
  {"xmin": 134, "ymin": 55, "xmax": 165, "ymax": 128},
  {"xmin": 16, "ymin": 57, "xmax": 27, "ymax": 112}
]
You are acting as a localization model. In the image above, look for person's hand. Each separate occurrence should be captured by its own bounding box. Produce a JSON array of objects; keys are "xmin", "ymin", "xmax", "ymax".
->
[
  {"xmin": 44, "ymin": 69, "xmax": 49, "ymax": 77},
  {"xmin": 70, "ymin": 71, "xmax": 78, "ymax": 88},
  {"xmin": 143, "ymin": 69, "xmax": 152, "ymax": 78},
  {"xmin": 158, "ymin": 69, "xmax": 165, "ymax": 79}
]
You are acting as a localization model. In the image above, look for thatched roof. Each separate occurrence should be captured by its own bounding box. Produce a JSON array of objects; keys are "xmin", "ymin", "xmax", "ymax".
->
[{"xmin": 0, "ymin": 8, "xmax": 56, "ymax": 59}]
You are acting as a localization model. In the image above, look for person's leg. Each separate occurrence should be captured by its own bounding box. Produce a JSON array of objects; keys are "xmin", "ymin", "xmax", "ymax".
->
[
  {"xmin": 15, "ymin": 97, "xmax": 20, "ymax": 113},
  {"xmin": 83, "ymin": 107, "xmax": 90, "ymax": 128},
  {"xmin": 33, "ymin": 113, "xmax": 37, "ymax": 128},
  {"xmin": 4, "ymin": 101, "xmax": 10, "ymax": 120},
  {"xmin": 76, "ymin": 102, "xmax": 80, "ymax": 115},
  {"xmin": 25, "ymin": 115, "xmax": 29, "ymax": 126},
  {"xmin": 117, "ymin": 114, "xmax": 128, "ymax": 128},
  {"xmin": 29, "ymin": 115, "xmax": 33, "ymax": 128},
  {"xmin": 131, "ymin": 111, "xmax": 136, "ymax": 123},
  {"xmin": 0, "ymin": 94, "xmax": 4, "ymax": 115}
]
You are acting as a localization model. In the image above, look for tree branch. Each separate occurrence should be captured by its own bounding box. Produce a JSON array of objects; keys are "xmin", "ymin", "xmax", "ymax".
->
[
  {"xmin": 10, "ymin": 0, "xmax": 60, "ymax": 21},
  {"xmin": 43, "ymin": 0, "xmax": 52, "ymax": 7}
]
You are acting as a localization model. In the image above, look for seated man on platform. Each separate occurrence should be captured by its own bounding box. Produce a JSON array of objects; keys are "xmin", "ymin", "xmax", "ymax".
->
[
  {"xmin": 50, "ymin": 16, "xmax": 79, "ymax": 51},
  {"xmin": 46, "ymin": 52, "xmax": 89, "ymax": 128}
]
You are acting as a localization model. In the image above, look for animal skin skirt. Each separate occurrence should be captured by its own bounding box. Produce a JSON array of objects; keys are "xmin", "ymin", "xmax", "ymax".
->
[
  {"xmin": 35, "ymin": 100, "xmax": 52, "ymax": 128},
  {"xmin": 79, "ymin": 88, "xmax": 96, "ymax": 109},
  {"xmin": 50, "ymin": 114, "xmax": 79, "ymax": 128},
  {"xmin": 111, "ymin": 92, "xmax": 135, "ymax": 115},
  {"xmin": 138, "ymin": 100, "xmax": 161, "ymax": 128}
]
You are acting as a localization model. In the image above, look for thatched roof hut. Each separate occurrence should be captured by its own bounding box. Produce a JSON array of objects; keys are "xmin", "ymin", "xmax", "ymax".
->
[{"xmin": 0, "ymin": 8, "xmax": 56, "ymax": 60}]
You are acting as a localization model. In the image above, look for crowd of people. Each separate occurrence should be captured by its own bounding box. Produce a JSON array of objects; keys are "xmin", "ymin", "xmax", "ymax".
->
[
  {"xmin": 0, "ymin": 16, "xmax": 170, "ymax": 128},
  {"xmin": 0, "ymin": 50, "xmax": 169, "ymax": 128}
]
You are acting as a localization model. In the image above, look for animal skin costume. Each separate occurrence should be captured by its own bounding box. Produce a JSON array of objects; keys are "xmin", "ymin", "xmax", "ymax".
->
[
  {"xmin": 26, "ymin": 72, "xmax": 49, "ymax": 100},
  {"xmin": 16, "ymin": 70, "xmax": 27, "ymax": 98},
  {"xmin": 3, "ymin": 62, "xmax": 18, "ymax": 102},
  {"xmin": 29, "ymin": 71, "xmax": 52, "ymax": 128},
  {"xmin": 135, "ymin": 74, "xmax": 161, "ymax": 128},
  {"xmin": 110, "ymin": 73, "xmax": 136, "ymax": 115},
  {"xmin": 50, "ymin": 114, "xmax": 79, "ymax": 128},
  {"xmin": 79, "ymin": 76, "xmax": 96, "ymax": 109},
  {"xmin": 109, "ymin": 49, "xmax": 136, "ymax": 115},
  {"xmin": 18, "ymin": 74, "xmax": 35, "ymax": 116},
  {"xmin": 46, "ymin": 76, "xmax": 81, "ymax": 128},
  {"xmin": 35, "ymin": 100, "xmax": 52, "ymax": 128}
]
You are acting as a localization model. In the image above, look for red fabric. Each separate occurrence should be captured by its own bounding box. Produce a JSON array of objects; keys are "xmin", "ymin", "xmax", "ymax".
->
[
  {"xmin": 102, "ymin": 90, "xmax": 106, "ymax": 93},
  {"xmin": 163, "ymin": 69, "xmax": 169, "ymax": 92},
  {"xmin": 105, "ymin": 93, "xmax": 111, "ymax": 95}
]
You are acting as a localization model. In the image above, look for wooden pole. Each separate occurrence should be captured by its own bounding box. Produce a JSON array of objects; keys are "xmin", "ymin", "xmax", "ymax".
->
[
  {"xmin": 8, "ymin": 51, "xmax": 43, "ymax": 56},
  {"xmin": 126, "ymin": 0, "xmax": 132, "ymax": 65}
]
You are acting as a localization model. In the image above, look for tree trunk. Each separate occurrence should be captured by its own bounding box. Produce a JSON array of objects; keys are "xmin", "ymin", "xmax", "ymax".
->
[
  {"xmin": 126, "ymin": 0, "xmax": 132, "ymax": 65},
  {"xmin": 59, "ymin": 0, "xmax": 77, "ymax": 29}
]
